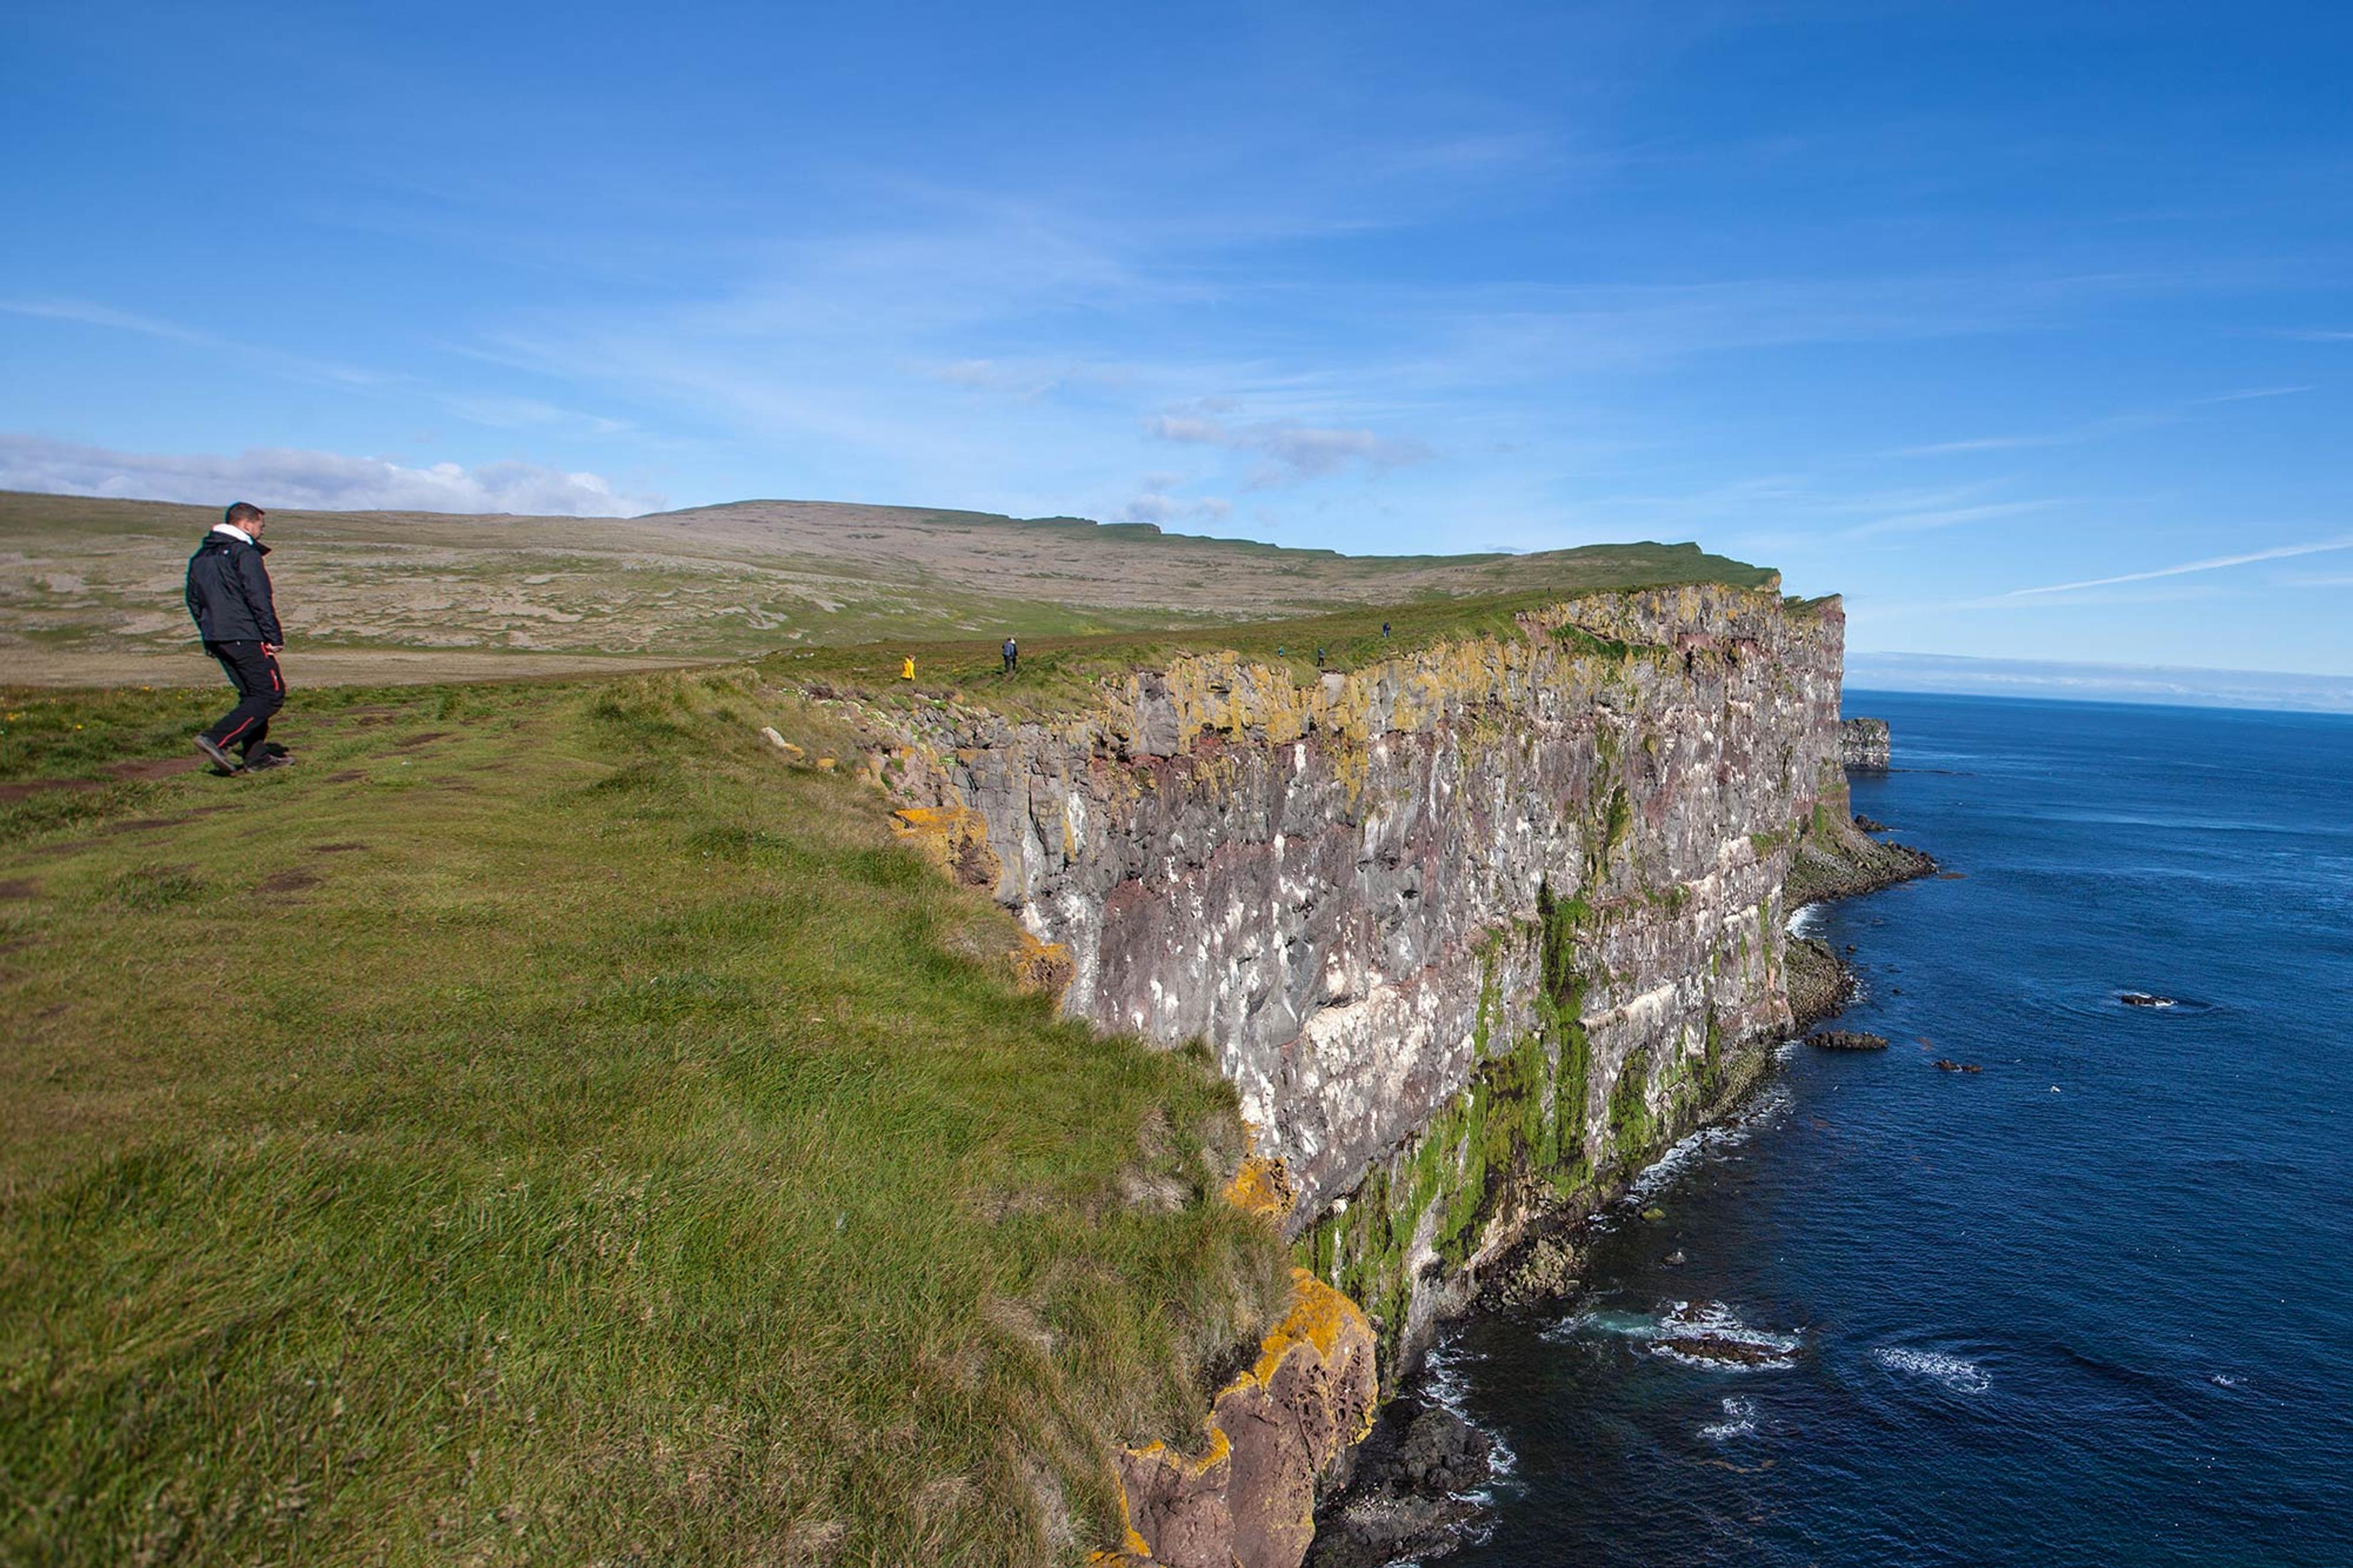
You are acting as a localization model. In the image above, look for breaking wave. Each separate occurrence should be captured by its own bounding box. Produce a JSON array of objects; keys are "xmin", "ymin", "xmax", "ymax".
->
[
  {"xmin": 1699, "ymin": 1396, "xmax": 1757, "ymax": 1441},
  {"xmin": 1614, "ymin": 1084, "xmax": 1792, "ymax": 1211},
  {"xmin": 1550, "ymin": 1299, "xmax": 1803, "ymax": 1372},
  {"xmin": 1419, "ymin": 1336, "xmax": 1518, "ymax": 1485},
  {"xmin": 1871, "ymin": 1346, "xmax": 1990, "ymax": 1394}
]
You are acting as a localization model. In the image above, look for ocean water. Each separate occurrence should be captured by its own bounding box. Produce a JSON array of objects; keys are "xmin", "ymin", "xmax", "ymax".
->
[{"xmin": 1429, "ymin": 691, "xmax": 2353, "ymax": 1567}]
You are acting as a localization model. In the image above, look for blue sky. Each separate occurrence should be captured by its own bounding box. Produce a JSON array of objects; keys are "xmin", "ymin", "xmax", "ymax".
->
[{"xmin": 4, "ymin": 2, "xmax": 2349, "ymax": 674}]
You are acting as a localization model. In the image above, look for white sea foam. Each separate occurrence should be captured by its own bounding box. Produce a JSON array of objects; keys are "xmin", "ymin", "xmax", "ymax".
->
[
  {"xmin": 1871, "ymin": 1346, "xmax": 1990, "ymax": 1393},
  {"xmin": 1647, "ymin": 1300, "xmax": 1802, "ymax": 1371},
  {"xmin": 1542, "ymin": 1306, "xmax": 1651, "ymax": 1344},
  {"xmin": 1417, "ymin": 1336, "xmax": 1518, "ymax": 1482},
  {"xmin": 1551, "ymin": 1299, "xmax": 1801, "ymax": 1372},
  {"xmin": 1700, "ymin": 1396, "xmax": 1757, "ymax": 1441},
  {"xmin": 1787, "ymin": 903, "xmax": 1827, "ymax": 939},
  {"xmin": 1612, "ymin": 1085, "xmax": 1791, "ymax": 1213}
]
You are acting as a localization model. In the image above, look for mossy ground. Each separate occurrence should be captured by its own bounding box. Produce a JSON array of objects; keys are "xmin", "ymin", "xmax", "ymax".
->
[{"xmin": 0, "ymin": 671, "xmax": 1290, "ymax": 1566}]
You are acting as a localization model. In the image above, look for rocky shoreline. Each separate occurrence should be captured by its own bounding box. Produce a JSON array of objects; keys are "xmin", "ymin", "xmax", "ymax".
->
[
  {"xmin": 1305, "ymin": 1396, "xmax": 1496, "ymax": 1568},
  {"xmin": 1307, "ymin": 810, "xmax": 1936, "ymax": 1566}
]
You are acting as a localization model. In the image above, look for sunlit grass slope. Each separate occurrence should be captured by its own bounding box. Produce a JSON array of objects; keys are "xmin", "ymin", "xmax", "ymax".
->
[{"xmin": 0, "ymin": 672, "xmax": 1289, "ymax": 1565}]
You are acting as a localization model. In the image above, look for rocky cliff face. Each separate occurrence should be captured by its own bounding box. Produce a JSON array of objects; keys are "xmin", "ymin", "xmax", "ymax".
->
[
  {"xmin": 1840, "ymin": 716, "xmax": 1892, "ymax": 769},
  {"xmin": 875, "ymin": 584, "xmax": 1863, "ymax": 1380}
]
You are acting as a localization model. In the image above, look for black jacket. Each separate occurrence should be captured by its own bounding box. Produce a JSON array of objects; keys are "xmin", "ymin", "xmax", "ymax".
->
[{"xmin": 185, "ymin": 530, "xmax": 282, "ymax": 645}]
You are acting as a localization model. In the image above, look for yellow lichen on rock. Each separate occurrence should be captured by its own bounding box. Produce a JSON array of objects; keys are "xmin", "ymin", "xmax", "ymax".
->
[
  {"xmin": 1106, "ymin": 1267, "xmax": 1376, "ymax": 1568},
  {"xmin": 1232, "ymin": 1270, "xmax": 1377, "ymax": 1442},
  {"xmin": 1012, "ymin": 930, "xmax": 1076, "ymax": 1002},
  {"xmin": 1223, "ymin": 1153, "xmax": 1298, "ymax": 1227},
  {"xmin": 1097, "ymin": 1146, "xmax": 1376, "ymax": 1568},
  {"xmin": 889, "ymin": 804, "xmax": 1002, "ymax": 891}
]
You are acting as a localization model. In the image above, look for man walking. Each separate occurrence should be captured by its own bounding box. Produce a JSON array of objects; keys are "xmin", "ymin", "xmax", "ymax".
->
[
  {"xmin": 1001, "ymin": 635, "xmax": 1018, "ymax": 676},
  {"xmin": 184, "ymin": 502, "xmax": 290, "ymax": 773}
]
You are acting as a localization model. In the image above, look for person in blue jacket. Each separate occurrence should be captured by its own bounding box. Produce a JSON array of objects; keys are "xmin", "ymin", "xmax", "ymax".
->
[{"xmin": 184, "ymin": 502, "xmax": 290, "ymax": 773}]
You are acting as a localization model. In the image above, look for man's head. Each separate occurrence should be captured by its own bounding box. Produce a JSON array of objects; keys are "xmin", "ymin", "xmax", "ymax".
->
[{"xmin": 224, "ymin": 501, "xmax": 267, "ymax": 538}]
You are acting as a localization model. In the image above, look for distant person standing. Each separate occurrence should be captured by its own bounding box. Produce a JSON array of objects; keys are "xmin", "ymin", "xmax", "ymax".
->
[
  {"xmin": 184, "ymin": 502, "xmax": 289, "ymax": 773},
  {"xmin": 1001, "ymin": 636, "xmax": 1018, "ymax": 675}
]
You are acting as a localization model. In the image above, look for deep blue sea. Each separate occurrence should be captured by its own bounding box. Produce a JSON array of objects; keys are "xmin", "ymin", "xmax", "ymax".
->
[{"xmin": 1430, "ymin": 691, "xmax": 2353, "ymax": 1567}]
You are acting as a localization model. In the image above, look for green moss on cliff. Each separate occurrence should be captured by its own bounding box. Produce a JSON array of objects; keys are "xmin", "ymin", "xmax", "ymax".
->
[
  {"xmin": 1299, "ymin": 875, "xmax": 1618, "ymax": 1373},
  {"xmin": 1607, "ymin": 1042, "xmax": 1658, "ymax": 1161},
  {"xmin": 1300, "ymin": 756, "xmax": 1810, "ymax": 1387}
]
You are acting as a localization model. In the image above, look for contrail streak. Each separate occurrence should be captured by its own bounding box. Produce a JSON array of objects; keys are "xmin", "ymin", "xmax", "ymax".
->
[{"xmin": 2004, "ymin": 536, "xmax": 2353, "ymax": 597}]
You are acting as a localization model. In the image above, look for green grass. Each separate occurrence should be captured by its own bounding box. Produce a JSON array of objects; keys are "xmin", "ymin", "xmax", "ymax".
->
[
  {"xmin": 765, "ymin": 570, "xmax": 1783, "ymax": 722},
  {"xmin": 0, "ymin": 671, "xmax": 1289, "ymax": 1566}
]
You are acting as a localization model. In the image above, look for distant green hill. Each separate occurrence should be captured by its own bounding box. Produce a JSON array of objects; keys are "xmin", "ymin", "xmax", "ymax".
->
[{"xmin": 0, "ymin": 490, "xmax": 1773, "ymax": 687}]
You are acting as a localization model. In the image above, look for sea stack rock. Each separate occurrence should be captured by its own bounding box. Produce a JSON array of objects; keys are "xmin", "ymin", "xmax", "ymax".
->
[
  {"xmin": 1840, "ymin": 717, "xmax": 1892, "ymax": 770},
  {"xmin": 1805, "ymin": 1029, "xmax": 1889, "ymax": 1051}
]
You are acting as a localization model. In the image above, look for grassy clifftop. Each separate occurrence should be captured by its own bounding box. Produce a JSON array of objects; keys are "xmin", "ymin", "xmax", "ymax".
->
[
  {"xmin": 0, "ymin": 672, "xmax": 1289, "ymax": 1564},
  {"xmin": 761, "ymin": 578, "xmax": 1813, "ymax": 727},
  {"xmin": 1, "ymin": 501, "xmax": 1787, "ymax": 1562},
  {"xmin": 0, "ymin": 488, "xmax": 1770, "ymax": 686}
]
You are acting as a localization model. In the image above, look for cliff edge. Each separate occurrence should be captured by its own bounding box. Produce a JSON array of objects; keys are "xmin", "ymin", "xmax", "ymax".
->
[{"xmin": 818, "ymin": 580, "xmax": 1923, "ymax": 1563}]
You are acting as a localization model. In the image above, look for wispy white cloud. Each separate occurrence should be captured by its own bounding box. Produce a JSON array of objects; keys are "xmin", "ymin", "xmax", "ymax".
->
[
  {"xmin": 1586, "ymin": 474, "xmax": 2069, "ymax": 554},
  {"xmin": 2, "ymin": 297, "xmax": 213, "ymax": 345},
  {"xmin": 1893, "ymin": 386, "xmax": 2309, "ymax": 460},
  {"xmin": 1118, "ymin": 491, "xmax": 1232, "ymax": 526},
  {"xmin": 1843, "ymin": 498, "xmax": 2063, "ymax": 539},
  {"xmin": 1393, "ymin": 268, "xmax": 2218, "ymax": 388},
  {"xmin": 1378, "ymin": 130, "xmax": 1561, "ymax": 178},
  {"xmin": 2190, "ymin": 385, "xmax": 2311, "ymax": 403},
  {"xmin": 472, "ymin": 184, "xmax": 2224, "ymax": 509},
  {"xmin": 921, "ymin": 357, "xmax": 1135, "ymax": 401},
  {"xmin": 2002, "ymin": 536, "xmax": 2353, "ymax": 597},
  {"xmin": 439, "ymin": 394, "xmax": 633, "ymax": 436},
  {"xmin": 1896, "ymin": 421, "xmax": 2147, "ymax": 457},
  {"xmin": 0, "ymin": 433, "xmax": 659, "ymax": 516},
  {"xmin": 1, "ymin": 297, "xmax": 383, "ymax": 387},
  {"xmin": 1147, "ymin": 412, "xmax": 1432, "ymax": 486}
]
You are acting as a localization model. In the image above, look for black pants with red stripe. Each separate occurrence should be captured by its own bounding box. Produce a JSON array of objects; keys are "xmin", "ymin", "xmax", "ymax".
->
[{"xmin": 200, "ymin": 640, "xmax": 285, "ymax": 759}]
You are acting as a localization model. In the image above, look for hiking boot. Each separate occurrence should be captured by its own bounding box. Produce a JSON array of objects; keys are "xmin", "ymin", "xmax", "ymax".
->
[
  {"xmin": 194, "ymin": 735, "xmax": 243, "ymax": 773},
  {"xmin": 259, "ymin": 741, "xmax": 292, "ymax": 758},
  {"xmin": 244, "ymin": 751, "xmax": 295, "ymax": 772}
]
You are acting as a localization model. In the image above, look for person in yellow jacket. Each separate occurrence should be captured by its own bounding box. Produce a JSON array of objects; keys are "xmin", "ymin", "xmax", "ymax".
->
[{"xmin": 900, "ymin": 656, "xmax": 915, "ymax": 681}]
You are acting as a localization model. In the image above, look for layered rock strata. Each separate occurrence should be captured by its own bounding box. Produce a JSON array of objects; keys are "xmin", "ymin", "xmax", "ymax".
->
[
  {"xmin": 1840, "ymin": 716, "xmax": 1892, "ymax": 769},
  {"xmin": 876, "ymin": 585, "xmax": 1870, "ymax": 1377}
]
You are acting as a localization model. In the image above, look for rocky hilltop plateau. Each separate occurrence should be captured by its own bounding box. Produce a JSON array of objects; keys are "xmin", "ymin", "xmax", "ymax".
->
[{"xmin": 0, "ymin": 488, "xmax": 1767, "ymax": 686}]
